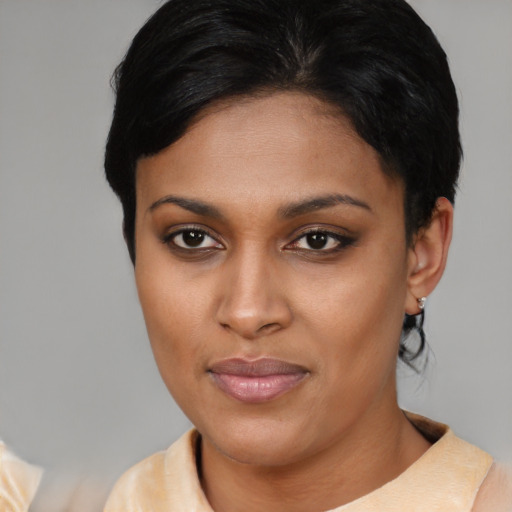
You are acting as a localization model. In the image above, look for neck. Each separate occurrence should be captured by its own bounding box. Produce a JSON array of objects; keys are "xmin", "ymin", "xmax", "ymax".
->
[{"xmin": 200, "ymin": 400, "xmax": 430, "ymax": 512}]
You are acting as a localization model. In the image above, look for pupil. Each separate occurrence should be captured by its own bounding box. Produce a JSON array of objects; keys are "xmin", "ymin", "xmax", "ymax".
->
[
  {"xmin": 307, "ymin": 233, "xmax": 327, "ymax": 249},
  {"xmin": 183, "ymin": 230, "xmax": 204, "ymax": 247}
]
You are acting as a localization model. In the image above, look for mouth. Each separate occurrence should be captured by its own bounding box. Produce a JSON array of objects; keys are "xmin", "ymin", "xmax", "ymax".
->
[{"xmin": 208, "ymin": 358, "xmax": 309, "ymax": 403}]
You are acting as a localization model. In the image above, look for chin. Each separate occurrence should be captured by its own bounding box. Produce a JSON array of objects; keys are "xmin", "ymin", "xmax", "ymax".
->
[{"xmin": 202, "ymin": 416, "xmax": 315, "ymax": 467}]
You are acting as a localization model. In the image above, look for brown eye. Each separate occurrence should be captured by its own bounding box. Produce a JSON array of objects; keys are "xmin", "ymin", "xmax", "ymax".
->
[
  {"xmin": 294, "ymin": 231, "xmax": 344, "ymax": 251},
  {"xmin": 286, "ymin": 229, "xmax": 355, "ymax": 253},
  {"xmin": 169, "ymin": 229, "xmax": 222, "ymax": 250},
  {"xmin": 181, "ymin": 230, "xmax": 205, "ymax": 247},
  {"xmin": 306, "ymin": 232, "xmax": 328, "ymax": 250}
]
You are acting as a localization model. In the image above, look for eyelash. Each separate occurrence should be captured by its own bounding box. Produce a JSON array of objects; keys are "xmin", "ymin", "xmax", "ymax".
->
[
  {"xmin": 162, "ymin": 226, "xmax": 223, "ymax": 252},
  {"xmin": 286, "ymin": 228, "xmax": 356, "ymax": 254},
  {"xmin": 162, "ymin": 226, "xmax": 355, "ymax": 255}
]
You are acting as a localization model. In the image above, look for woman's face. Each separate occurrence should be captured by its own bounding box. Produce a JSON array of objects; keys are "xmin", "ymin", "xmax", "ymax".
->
[{"xmin": 134, "ymin": 93, "xmax": 415, "ymax": 466}]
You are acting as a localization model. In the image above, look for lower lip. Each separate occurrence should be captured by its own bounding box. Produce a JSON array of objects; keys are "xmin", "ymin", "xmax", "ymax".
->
[{"xmin": 210, "ymin": 373, "xmax": 306, "ymax": 403}]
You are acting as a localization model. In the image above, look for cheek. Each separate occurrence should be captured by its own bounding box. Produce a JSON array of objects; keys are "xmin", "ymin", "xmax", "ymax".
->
[
  {"xmin": 134, "ymin": 255, "xmax": 210, "ymax": 385},
  {"xmin": 296, "ymin": 242, "xmax": 408, "ymax": 373}
]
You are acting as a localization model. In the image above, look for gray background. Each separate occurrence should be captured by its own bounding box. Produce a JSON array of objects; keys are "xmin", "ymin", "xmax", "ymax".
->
[{"xmin": 0, "ymin": 0, "xmax": 511, "ymax": 489}]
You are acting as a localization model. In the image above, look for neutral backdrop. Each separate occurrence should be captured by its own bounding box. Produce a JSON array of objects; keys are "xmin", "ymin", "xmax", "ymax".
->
[{"xmin": 0, "ymin": 0, "xmax": 511, "ymax": 489}]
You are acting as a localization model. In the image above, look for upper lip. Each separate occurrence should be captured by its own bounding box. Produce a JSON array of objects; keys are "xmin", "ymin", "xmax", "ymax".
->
[{"xmin": 209, "ymin": 357, "xmax": 308, "ymax": 377}]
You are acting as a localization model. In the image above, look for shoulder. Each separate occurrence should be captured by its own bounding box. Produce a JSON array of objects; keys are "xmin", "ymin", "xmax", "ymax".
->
[
  {"xmin": 472, "ymin": 463, "xmax": 512, "ymax": 512},
  {"xmin": 0, "ymin": 442, "xmax": 43, "ymax": 512},
  {"xmin": 104, "ymin": 450, "xmax": 168, "ymax": 510},
  {"xmin": 104, "ymin": 429, "xmax": 211, "ymax": 512}
]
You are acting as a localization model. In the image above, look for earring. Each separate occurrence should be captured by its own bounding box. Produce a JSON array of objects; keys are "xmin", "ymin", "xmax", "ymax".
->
[{"xmin": 400, "ymin": 297, "xmax": 428, "ymax": 367}]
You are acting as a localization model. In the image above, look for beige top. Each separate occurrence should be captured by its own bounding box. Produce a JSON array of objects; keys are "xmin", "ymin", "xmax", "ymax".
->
[
  {"xmin": 0, "ymin": 442, "xmax": 42, "ymax": 512},
  {"xmin": 104, "ymin": 413, "xmax": 512, "ymax": 511}
]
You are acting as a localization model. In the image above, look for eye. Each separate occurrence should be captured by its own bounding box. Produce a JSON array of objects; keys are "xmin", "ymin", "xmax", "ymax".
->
[
  {"xmin": 287, "ymin": 229, "xmax": 354, "ymax": 252},
  {"xmin": 165, "ymin": 228, "xmax": 223, "ymax": 250}
]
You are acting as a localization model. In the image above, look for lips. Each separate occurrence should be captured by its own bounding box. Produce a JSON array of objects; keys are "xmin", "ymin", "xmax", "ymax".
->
[{"xmin": 208, "ymin": 358, "xmax": 308, "ymax": 403}]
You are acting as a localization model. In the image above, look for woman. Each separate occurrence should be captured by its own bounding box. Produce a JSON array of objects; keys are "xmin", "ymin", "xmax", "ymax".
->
[{"xmin": 102, "ymin": 0, "xmax": 511, "ymax": 510}]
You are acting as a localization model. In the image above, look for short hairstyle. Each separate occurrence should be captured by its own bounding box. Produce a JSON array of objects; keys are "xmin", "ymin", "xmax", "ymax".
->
[{"xmin": 105, "ymin": 0, "xmax": 461, "ymax": 364}]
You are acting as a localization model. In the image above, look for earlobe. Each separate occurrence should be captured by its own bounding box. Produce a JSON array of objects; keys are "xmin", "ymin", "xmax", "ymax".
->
[{"xmin": 405, "ymin": 197, "xmax": 453, "ymax": 314}]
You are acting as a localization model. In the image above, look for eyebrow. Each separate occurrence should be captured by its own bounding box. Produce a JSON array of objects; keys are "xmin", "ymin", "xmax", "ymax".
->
[
  {"xmin": 278, "ymin": 194, "xmax": 372, "ymax": 218},
  {"xmin": 148, "ymin": 195, "xmax": 224, "ymax": 219},
  {"xmin": 148, "ymin": 193, "xmax": 371, "ymax": 219}
]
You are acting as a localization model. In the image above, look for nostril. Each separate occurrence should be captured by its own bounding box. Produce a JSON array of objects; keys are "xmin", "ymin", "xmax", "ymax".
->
[
  {"xmin": 256, "ymin": 323, "xmax": 281, "ymax": 335},
  {"xmin": 218, "ymin": 320, "xmax": 282, "ymax": 339}
]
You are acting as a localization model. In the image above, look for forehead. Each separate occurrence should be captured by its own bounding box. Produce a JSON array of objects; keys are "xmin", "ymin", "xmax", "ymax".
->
[{"xmin": 135, "ymin": 92, "xmax": 402, "ymax": 215}]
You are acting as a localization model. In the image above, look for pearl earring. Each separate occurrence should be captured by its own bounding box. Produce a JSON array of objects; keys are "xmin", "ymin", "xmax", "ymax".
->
[{"xmin": 417, "ymin": 296, "xmax": 427, "ymax": 310}]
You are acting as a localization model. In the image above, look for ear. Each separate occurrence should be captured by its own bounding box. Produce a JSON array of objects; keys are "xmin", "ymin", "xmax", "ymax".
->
[{"xmin": 405, "ymin": 197, "xmax": 453, "ymax": 315}]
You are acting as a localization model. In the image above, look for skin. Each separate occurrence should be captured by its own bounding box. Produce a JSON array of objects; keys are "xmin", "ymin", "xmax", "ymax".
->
[{"xmin": 134, "ymin": 92, "xmax": 453, "ymax": 512}]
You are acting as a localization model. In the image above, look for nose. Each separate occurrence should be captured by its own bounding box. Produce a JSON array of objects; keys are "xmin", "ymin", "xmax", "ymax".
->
[{"xmin": 215, "ymin": 248, "xmax": 293, "ymax": 340}]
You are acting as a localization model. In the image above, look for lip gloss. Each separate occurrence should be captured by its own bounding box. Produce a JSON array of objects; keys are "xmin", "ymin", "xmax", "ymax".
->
[{"xmin": 209, "ymin": 358, "xmax": 308, "ymax": 403}]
